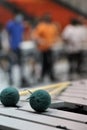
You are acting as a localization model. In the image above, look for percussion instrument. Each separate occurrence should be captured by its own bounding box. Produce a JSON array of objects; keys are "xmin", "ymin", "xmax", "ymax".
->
[{"xmin": 0, "ymin": 80, "xmax": 87, "ymax": 130}]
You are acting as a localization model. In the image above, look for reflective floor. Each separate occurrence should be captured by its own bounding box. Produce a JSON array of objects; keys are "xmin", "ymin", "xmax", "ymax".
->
[{"xmin": 0, "ymin": 58, "xmax": 87, "ymax": 89}]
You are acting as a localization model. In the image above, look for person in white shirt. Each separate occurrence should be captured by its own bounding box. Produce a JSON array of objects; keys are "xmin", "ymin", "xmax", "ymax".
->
[
  {"xmin": 80, "ymin": 18, "xmax": 87, "ymax": 73},
  {"xmin": 62, "ymin": 18, "xmax": 83, "ymax": 76}
]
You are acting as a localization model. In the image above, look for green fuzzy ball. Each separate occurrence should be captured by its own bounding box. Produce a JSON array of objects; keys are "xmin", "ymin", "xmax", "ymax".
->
[
  {"xmin": 29, "ymin": 90, "xmax": 51, "ymax": 112},
  {"xmin": 0, "ymin": 87, "xmax": 20, "ymax": 107}
]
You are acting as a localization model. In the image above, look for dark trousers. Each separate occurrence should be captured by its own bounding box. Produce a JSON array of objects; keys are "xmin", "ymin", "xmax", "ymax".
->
[
  {"xmin": 67, "ymin": 52, "xmax": 82, "ymax": 74},
  {"xmin": 41, "ymin": 50, "xmax": 55, "ymax": 81},
  {"xmin": 9, "ymin": 49, "xmax": 21, "ymax": 65},
  {"xmin": 81, "ymin": 50, "xmax": 87, "ymax": 73}
]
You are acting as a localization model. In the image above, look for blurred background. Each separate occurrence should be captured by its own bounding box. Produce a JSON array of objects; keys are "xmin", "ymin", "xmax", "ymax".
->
[{"xmin": 0, "ymin": 0, "xmax": 87, "ymax": 88}]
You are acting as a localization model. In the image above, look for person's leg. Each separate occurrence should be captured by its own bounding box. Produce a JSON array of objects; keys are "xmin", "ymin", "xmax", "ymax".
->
[
  {"xmin": 8, "ymin": 49, "xmax": 22, "ymax": 86},
  {"xmin": 46, "ymin": 50, "xmax": 56, "ymax": 81},
  {"xmin": 67, "ymin": 53, "xmax": 77, "ymax": 80},
  {"xmin": 67, "ymin": 53, "xmax": 74, "ymax": 74},
  {"xmin": 81, "ymin": 50, "xmax": 87, "ymax": 74},
  {"xmin": 7, "ymin": 50, "xmax": 17, "ymax": 85},
  {"xmin": 76, "ymin": 51, "xmax": 82, "ymax": 74},
  {"xmin": 15, "ymin": 48, "xmax": 30, "ymax": 86},
  {"xmin": 41, "ymin": 51, "xmax": 48, "ymax": 80}
]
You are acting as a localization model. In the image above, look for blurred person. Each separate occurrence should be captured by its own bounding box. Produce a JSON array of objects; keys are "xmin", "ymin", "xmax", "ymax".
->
[
  {"xmin": 0, "ymin": 23, "xmax": 9, "ymax": 53},
  {"xmin": 6, "ymin": 13, "xmax": 24, "ymax": 85},
  {"xmin": 0, "ymin": 26, "xmax": 10, "ymax": 87},
  {"xmin": 0, "ymin": 23, "xmax": 4, "ymax": 52},
  {"xmin": 32, "ymin": 14, "xmax": 59, "ymax": 82},
  {"xmin": 19, "ymin": 20, "xmax": 37, "ymax": 85},
  {"xmin": 0, "ymin": 23, "xmax": 10, "ymax": 72},
  {"xmin": 6, "ymin": 13, "xmax": 24, "ymax": 59},
  {"xmin": 79, "ymin": 17, "xmax": 87, "ymax": 74},
  {"xmin": 62, "ymin": 18, "xmax": 84, "ymax": 78},
  {"xmin": 0, "ymin": 24, "xmax": 3, "ymax": 51}
]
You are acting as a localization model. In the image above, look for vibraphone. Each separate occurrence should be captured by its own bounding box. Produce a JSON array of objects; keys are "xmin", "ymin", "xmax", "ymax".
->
[{"xmin": 0, "ymin": 80, "xmax": 87, "ymax": 130}]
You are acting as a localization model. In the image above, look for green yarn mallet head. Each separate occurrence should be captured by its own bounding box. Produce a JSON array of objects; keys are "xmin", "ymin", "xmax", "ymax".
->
[
  {"xmin": 0, "ymin": 87, "xmax": 20, "ymax": 107},
  {"xmin": 29, "ymin": 90, "xmax": 51, "ymax": 112}
]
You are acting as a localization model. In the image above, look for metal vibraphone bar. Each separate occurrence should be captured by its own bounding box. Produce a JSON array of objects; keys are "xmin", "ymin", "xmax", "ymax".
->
[{"xmin": 0, "ymin": 80, "xmax": 87, "ymax": 130}]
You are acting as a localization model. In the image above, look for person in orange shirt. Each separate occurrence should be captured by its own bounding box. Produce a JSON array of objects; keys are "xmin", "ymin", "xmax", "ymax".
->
[{"xmin": 32, "ymin": 14, "xmax": 59, "ymax": 81}]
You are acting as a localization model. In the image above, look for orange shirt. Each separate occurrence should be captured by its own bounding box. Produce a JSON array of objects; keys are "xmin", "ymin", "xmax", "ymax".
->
[{"xmin": 33, "ymin": 22, "xmax": 58, "ymax": 51}]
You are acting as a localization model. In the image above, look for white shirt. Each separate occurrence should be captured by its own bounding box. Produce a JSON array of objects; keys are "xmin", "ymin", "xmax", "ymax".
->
[
  {"xmin": 62, "ymin": 24, "xmax": 85, "ymax": 53},
  {"xmin": 81, "ymin": 25, "xmax": 87, "ymax": 50}
]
